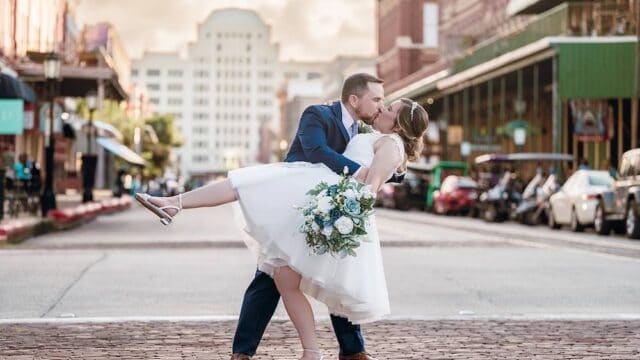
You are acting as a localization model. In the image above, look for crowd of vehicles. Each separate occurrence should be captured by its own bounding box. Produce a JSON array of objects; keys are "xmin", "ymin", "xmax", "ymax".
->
[{"xmin": 376, "ymin": 149, "xmax": 640, "ymax": 240}]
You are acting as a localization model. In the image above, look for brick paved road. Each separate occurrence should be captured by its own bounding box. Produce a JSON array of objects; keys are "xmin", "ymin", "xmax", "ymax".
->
[{"xmin": 2, "ymin": 320, "xmax": 639, "ymax": 359}]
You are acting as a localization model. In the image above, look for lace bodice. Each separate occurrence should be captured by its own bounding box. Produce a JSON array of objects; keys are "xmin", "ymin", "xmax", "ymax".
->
[{"xmin": 342, "ymin": 133, "xmax": 405, "ymax": 168}]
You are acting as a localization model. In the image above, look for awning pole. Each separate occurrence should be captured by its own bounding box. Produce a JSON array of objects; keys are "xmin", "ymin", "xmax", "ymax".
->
[{"xmin": 552, "ymin": 55, "xmax": 562, "ymax": 156}]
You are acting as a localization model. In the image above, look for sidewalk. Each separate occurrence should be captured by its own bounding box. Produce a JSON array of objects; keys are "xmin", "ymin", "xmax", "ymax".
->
[
  {"xmin": 1, "ymin": 319, "xmax": 638, "ymax": 359},
  {"xmin": 0, "ymin": 189, "xmax": 132, "ymax": 245}
]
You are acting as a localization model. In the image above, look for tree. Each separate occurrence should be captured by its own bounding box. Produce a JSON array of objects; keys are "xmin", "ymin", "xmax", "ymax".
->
[{"xmin": 141, "ymin": 114, "xmax": 184, "ymax": 180}]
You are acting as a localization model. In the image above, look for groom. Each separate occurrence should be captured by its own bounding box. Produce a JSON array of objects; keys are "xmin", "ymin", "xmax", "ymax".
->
[{"xmin": 231, "ymin": 73, "xmax": 400, "ymax": 360}]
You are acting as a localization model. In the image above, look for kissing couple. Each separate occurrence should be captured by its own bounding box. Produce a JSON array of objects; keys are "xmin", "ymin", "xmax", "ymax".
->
[{"xmin": 136, "ymin": 73, "xmax": 429, "ymax": 359}]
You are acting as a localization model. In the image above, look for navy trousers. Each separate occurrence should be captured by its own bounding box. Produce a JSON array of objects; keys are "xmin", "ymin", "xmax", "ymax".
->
[{"xmin": 232, "ymin": 270, "xmax": 365, "ymax": 356}]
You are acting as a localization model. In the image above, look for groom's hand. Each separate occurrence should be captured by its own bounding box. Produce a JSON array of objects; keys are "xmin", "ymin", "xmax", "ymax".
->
[{"xmin": 355, "ymin": 167, "xmax": 369, "ymax": 183}]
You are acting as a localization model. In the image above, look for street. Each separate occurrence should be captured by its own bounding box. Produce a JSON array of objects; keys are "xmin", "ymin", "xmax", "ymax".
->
[{"xmin": 1, "ymin": 204, "xmax": 640, "ymax": 358}]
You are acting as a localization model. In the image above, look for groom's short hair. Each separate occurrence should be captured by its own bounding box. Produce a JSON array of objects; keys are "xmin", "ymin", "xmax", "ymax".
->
[{"xmin": 341, "ymin": 73, "xmax": 383, "ymax": 104}]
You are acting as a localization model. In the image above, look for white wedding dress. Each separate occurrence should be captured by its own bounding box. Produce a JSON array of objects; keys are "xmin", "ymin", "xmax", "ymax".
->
[{"xmin": 228, "ymin": 133, "xmax": 404, "ymax": 324}]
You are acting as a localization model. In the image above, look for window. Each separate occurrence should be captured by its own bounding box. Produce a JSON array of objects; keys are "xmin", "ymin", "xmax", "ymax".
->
[
  {"xmin": 146, "ymin": 69, "xmax": 160, "ymax": 76},
  {"xmin": 194, "ymin": 113, "xmax": 209, "ymax": 120},
  {"xmin": 193, "ymin": 126, "xmax": 208, "ymax": 135},
  {"xmin": 423, "ymin": 3, "xmax": 439, "ymax": 47},
  {"xmin": 194, "ymin": 98, "xmax": 209, "ymax": 106},
  {"xmin": 131, "ymin": 69, "xmax": 139, "ymax": 77},
  {"xmin": 168, "ymin": 69, "xmax": 183, "ymax": 77},
  {"xmin": 149, "ymin": 98, "xmax": 160, "ymax": 105},
  {"xmin": 284, "ymin": 71, "xmax": 299, "ymax": 79},
  {"xmin": 194, "ymin": 84, "xmax": 209, "ymax": 92},
  {"xmin": 194, "ymin": 141, "xmax": 208, "ymax": 149},
  {"xmin": 168, "ymin": 83, "xmax": 183, "ymax": 91},
  {"xmin": 192, "ymin": 155, "xmax": 209, "ymax": 163},
  {"xmin": 307, "ymin": 72, "xmax": 322, "ymax": 80},
  {"xmin": 146, "ymin": 83, "xmax": 160, "ymax": 91},
  {"xmin": 194, "ymin": 70, "xmax": 210, "ymax": 78},
  {"xmin": 168, "ymin": 98, "xmax": 183, "ymax": 105}
]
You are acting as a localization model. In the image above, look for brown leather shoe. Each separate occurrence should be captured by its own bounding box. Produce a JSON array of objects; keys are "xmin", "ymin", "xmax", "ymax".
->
[
  {"xmin": 230, "ymin": 354, "xmax": 252, "ymax": 360},
  {"xmin": 338, "ymin": 353, "xmax": 378, "ymax": 360}
]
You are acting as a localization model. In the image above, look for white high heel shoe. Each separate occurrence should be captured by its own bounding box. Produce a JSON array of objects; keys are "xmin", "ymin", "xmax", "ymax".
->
[
  {"xmin": 301, "ymin": 349, "xmax": 323, "ymax": 360},
  {"xmin": 135, "ymin": 193, "xmax": 182, "ymax": 225}
]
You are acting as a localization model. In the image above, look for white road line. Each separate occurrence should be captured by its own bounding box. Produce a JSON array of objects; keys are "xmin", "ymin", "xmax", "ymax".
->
[
  {"xmin": 378, "ymin": 210, "xmax": 640, "ymax": 251},
  {"xmin": 2, "ymin": 314, "xmax": 640, "ymax": 325}
]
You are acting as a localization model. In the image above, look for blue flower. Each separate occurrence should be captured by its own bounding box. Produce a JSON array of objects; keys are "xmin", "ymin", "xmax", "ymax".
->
[
  {"xmin": 329, "ymin": 209, "xmax": 342, "ymax": 223},
  {"xmin": 314, "ymin": 215, "xmax": 324, "ymax": 226},
  {"xmin": 343, "ymin": 198, "xmax": 361, "ymax": 216},
  {"xmin": 327, "ymin": 184, "xmax": 338, "ymax": 196}
]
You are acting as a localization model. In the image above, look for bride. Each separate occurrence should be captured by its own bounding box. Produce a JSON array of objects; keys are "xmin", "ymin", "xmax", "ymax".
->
[{"xmin": 136, "ymin": 98, "xmax": 429, "ymax": 359}]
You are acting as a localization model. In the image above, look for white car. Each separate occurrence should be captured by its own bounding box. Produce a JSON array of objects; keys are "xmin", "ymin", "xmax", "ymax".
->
[{"xmin": 547, "ymin": 170, "xmax": 614, "ymax": 232}]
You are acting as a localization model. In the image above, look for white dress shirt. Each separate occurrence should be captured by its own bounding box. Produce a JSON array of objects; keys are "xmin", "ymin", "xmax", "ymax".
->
[{"xmin": 340, "ymin": 102, "xmax": 362, "ymax": 177}]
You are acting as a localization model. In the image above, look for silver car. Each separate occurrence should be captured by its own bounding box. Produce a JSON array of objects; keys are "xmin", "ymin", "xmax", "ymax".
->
[{"xmin": 547, "ymin": 170, "xmax": 614, "ymax": 232}]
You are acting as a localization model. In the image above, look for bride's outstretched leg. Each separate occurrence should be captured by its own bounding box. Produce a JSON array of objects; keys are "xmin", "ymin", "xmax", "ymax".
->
[
  {"xmin": 146, "ymin": 179, "xmax": 237, "ymax": 217},
  {"xmin": 273, "ymin": 266, "xmax": 322, "ymax": 359}
]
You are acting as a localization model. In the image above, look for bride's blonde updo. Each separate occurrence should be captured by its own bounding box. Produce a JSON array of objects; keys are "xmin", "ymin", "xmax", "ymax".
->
[{"xmin": 395, "ymin": 98, "xmax": 429, "ymax": 162}]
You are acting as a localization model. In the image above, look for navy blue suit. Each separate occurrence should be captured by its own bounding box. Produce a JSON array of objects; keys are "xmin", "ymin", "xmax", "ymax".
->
[{"xmin": 232, "ymin": 101, "xmax": 401, "ymax": 356}]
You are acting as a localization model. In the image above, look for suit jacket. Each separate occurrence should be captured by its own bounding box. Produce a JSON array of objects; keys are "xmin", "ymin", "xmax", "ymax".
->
[{"xmin": 285, "ymin": 101, "xmax": 405, "ymax": 183}]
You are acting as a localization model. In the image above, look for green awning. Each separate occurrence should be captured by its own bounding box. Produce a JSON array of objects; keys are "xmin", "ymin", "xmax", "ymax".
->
[{"xmin": 555, "ymin": 39, "xmax": 637, "ymax": 99}]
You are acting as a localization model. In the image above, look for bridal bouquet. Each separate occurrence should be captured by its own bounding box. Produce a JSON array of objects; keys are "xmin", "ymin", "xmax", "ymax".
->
[{"xmin": 298, "ymin": 168, "xmax": 376, "ymax": 258}]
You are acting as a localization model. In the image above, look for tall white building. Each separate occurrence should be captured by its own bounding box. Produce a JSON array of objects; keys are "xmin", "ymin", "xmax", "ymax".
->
[{"xmin": 131, "ymin": 8, "xmax": 282, "ymax": 178}]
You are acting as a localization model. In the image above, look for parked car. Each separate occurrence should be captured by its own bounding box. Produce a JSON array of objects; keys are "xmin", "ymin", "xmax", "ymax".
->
[
  {"xmin": 433, "ymin": 176, "xmax": 478, "ymax": 215},
  {"xmin": 377, "ymin": 171, "xmax": 427, "ymax": 211},
  {"xmin": 547, "ymin": 170, "xmax": 614, "ymax": 232},
  {"xmin": 596, "ymin": 149, "xmax": 640, "ymax": 238}
]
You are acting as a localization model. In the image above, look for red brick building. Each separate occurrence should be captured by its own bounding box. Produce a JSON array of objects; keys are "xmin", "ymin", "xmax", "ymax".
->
[
  {"xmin": 377, "ymin": 0, "xmax": 441, "ymax": 93},
  {"xmin": 377, "ymin": 0, "xmax": 528, "ymax": 94}
]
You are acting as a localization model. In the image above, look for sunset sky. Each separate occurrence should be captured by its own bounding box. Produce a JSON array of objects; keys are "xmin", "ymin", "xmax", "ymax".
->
[{"xmin": 76, "ymin": 0, "xmax": 377, "ymax": 61}]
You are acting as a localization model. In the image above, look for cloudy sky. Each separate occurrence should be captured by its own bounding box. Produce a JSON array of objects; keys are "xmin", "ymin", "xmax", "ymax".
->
[{"xmin": 76, "ymin": 0, "xmax": 376, "ymax": 61}]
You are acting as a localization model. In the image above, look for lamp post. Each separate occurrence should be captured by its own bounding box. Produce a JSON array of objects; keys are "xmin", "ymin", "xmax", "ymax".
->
[
  {"xmin": 438, "ymin": 118, "xmax": 448, "ymax": 161},
  {"xmin": 41, "ymin": 52, "xmax": 61, "ymax": 216},
  {"xmin": 82, "ymin": 90, "xmax": 98, "ymax": 202},
  {"xmin": 513, "ymin": 127, "xmax": 527, "ymax": 152}
]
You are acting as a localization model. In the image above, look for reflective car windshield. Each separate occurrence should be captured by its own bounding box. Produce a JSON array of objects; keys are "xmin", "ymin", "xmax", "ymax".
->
[{"xmin": 588, "ymin": 173, "xmax": 613, "ymax": 187}]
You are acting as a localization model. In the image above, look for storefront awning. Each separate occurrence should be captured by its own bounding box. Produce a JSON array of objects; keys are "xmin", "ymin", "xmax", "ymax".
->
[
  {"xmin": 436, "ymin": 36, "xmax": 638, "ymax": 99},
  {"xmin": 0, "ymin": 73, "xmax": 37, "ymax": 103},
  {"xmin": 15, "ymin": 63, "xmax": 128, "ymax": 101},
  {"xmin": 386, "ymin": 69, "xmax": 450, "ymax": 103},
  {"xmin": 96, "ymin": 137, "xmax": 146, "ymax": 166}
]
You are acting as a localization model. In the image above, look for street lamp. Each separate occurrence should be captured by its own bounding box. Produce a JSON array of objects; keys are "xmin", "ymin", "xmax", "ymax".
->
[
  {"xmin": 82, "ymin": 90, "xmax": 98, "ymax": 202},
  {"xmin": 513, "ymin": 127, "xmax": 527, "ymax": 152},
  {"xmin": 41, "ymin": 52, "xmax": 61, "ymax": 216}
]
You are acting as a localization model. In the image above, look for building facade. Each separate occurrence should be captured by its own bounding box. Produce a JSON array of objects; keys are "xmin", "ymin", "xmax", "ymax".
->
[
  {"xmin": 132, "ymin": 8, "xmax": 286, "ymax": 178},
  {"xmin": 384, "ymin": 0, "xmax": 639, "ymax": 177}
]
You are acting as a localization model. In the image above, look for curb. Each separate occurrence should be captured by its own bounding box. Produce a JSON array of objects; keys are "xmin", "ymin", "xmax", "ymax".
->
[{"xmin": 0, "ymin": 196, "xmax": 132, "ymax": 245}]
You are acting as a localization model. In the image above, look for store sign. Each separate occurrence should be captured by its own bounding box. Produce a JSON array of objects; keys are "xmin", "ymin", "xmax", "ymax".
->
[
  {"xmin": 569, "ymin": 100, "xmax": 614, "ymax": 142},
  {"xmin": 0, "ymin": 99, "xmax": 24, "ymax": 135}
]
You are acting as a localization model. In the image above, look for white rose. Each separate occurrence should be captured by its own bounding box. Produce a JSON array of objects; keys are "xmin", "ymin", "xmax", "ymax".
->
[
  {"xmin": 361, "ymin": 185, "xmax": 374, "ymax": 199},
  {"xmin": 316, "ymin": 196, "xmax": 333, "ymax": 214},
  {"xmin": 334, "ymin": 216, "xmax": 354, "ymax": 235},
  {"xmin": 321, "ymin": 225, "xmax": 334, "ymax": 238},
  {"xmin": 311, "ymin": 222, "xmax": 320, "ymax": 233},
  {"xmin": 343, "ymin": 189, "xmax": 357, "ymax": 199}
]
